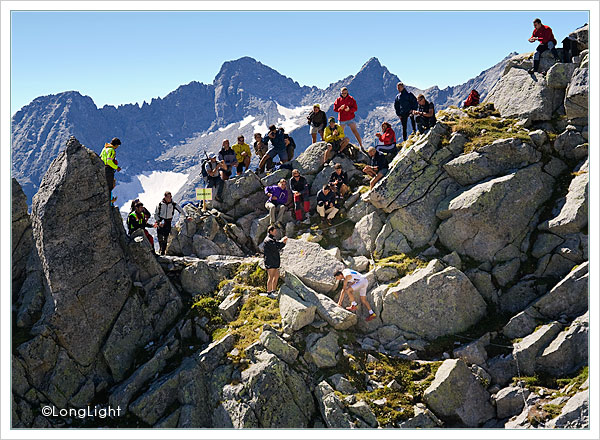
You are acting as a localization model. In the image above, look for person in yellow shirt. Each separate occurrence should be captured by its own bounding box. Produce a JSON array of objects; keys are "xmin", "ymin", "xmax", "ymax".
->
[
  {"xmin": 323, "ymin": 117, "xmax": 350, "ymax": 163},
  {"xmin": 231, "ymin": 135, "xmax": 252, "ymax": 175},
  {"xmin": 100, "ymin": 137, "xmax": 122, "ymax": 204}
]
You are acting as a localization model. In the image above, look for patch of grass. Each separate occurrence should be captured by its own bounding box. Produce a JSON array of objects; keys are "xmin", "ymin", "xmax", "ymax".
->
[
  {"xmin": 358, "ymin": 185, "xmax": 370, "ymax": 194},
  {"xmin": 375, "ymin": 253, "xmax": 428, "ymax": 280},
  {"xmin": 541, "ymin": 403, "xmax": 563, "ymax": 419},
  {"xmin": 556, "ymin": 366, "xmax": 588, "ymax": 391},
  {"xmin": 191, "ymin": 297, "xmax": 225, "ymax": 327},
  {"xmin": 448, "ymin": 116, "xmax": 531, "ymax": 153},
  {"xmin": 214, "ymin": 294, "xmax": 281, "ymax": 352}
]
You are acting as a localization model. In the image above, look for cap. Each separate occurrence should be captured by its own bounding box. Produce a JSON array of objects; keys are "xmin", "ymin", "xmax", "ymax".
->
[
  {"xmin": 328, "ymin": 117, "xmax": 336, "ymax": 123},
  {"xmin": 313, "ymin": 103, "xmax": 320, "ymax": 109},
  {"xmin": 397, "ymin": 81, "xmax": 404, "ymax": 87},
  {"xmin": 208, "ymin": 152, "xmax": 216, "ymax": 159}
]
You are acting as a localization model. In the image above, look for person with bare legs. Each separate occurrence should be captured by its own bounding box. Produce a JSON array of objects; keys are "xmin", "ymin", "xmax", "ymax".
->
[
  {"xmin": 334, "ymin": 87, "xmax": 363, "ymax": 149},
  {"xmin": 362, "ymin": 147, "xmax": 389, "ymax": 189},
  {"xmin": 334, "ymin": 268, "xmax": 376, "ymax": 322},
  {"xmin": 262, "ymin": 225, "xmax": 287, "ymax": 298}
]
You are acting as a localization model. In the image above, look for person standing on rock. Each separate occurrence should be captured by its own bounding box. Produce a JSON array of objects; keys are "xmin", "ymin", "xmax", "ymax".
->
[
  {"xmin": 334, "ymin": 87, "xmax": 363, "ymax": 149},
  {"xmin": 363, "ymin": 147, "xmax": 389, "ymax": 189},
  {"xmin": 334, "ymin": 268, "xmax": 376, "ymax": 322},
  {"xmin": 154, "ymin": 191, "xmax": 190, "ymax": 256},
  {"xmin": 528, "ymin": 18, "xmax": 560, "ymax": 73},
  {"xmin": 204, "ymin": 153, "xmax": 225, "ymax": 203},
  {"xmin": 100, "ymin": 137, "xmax": 121, "ymax": 204},
  {"xmin": 258, "ymin": 125, "xmax": 288, "ymax": 173},
  {"xmin": 307, "ymin": 103, "xmax": 327, "ymax": 144},
  {"xmin": 411, "ymin": 94, "xmax": 436, "ymax": 134},
  {"xmin": 218, "ymin": 139, "xmax": 238, "ymax": 180},
  {"xmin": 263, "ymin": 225, "xmax": 287, "ymax": 297},
  {"xmin": 231, "ymin": 135, "xmax": 252, "ymax": 175},
  {"xmin": 254, "ymin": 133, "xmax": 274, "ymax": 173},
  {"xmin": 264, "ymin": 179, "xmax": 289, "ymax": 228},
  {"xmin": 289, "ymin": 169, "xmax": 311, "ymax": 224},
  {"xmin": 127, "ymin": 201, "xmax": 155, "ymax": 251},
  {"xmin": 394, "ymin": 82, "xmax": 418, "ymax": 141}
]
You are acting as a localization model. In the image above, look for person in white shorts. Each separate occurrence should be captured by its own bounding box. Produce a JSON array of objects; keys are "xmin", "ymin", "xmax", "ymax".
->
[{"xmin": 334, "ymin": 268, "xmax": 376, "ymax": 322}]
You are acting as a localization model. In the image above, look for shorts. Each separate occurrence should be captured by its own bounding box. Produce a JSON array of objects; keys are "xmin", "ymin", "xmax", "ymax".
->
[
  {"xmin": 378, "ymin": 168, "xmax": 389, "ymax": 177},
  {"xmin": 266, "ymin": 146, "xmax": 289, "ymax": 162},
  {"xmin": 220, "ymin": 167, "xmax": 232, "ymax": 177},
  {"xmin": 310, "ymin": 125, "xmax": 324, "ymax": 135},
  {"xmin": 349, "ymin": 277, "xmax": 368, "ymax": 297},
  {"xmin": 339, "ymin": 118, "xmax": 357, "ymax": 128},
  {"xmin": 265, "ymin": 264, "xmax": 280, "ymax": 270}
]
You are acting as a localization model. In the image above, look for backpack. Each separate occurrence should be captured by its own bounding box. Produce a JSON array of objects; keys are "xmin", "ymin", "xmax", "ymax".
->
[{"xmin": 201, "ymin": 158, "xmax": 210, "ymax": 179}]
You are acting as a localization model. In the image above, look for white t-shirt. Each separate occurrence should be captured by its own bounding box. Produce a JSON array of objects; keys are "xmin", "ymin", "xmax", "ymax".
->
[{"xmin": 342, "ymin": 269, "xmax": 364, "ymax": 284}]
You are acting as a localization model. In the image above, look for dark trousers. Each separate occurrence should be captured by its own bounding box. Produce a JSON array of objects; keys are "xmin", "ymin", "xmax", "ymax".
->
[
  {"xmin": 105, "ymin": 166, "xmax": 115, "ymax": 202},
  {"xmin": 207, "ymin": 176, "xmax": 224, "ymax": 199},
  {"xmin": 157, "ymin": 219, "xmax": 172, "ymax": 255},
  {"xmin": 398, "ymin": 113, "xmax": 416, "ymax": 141},
  {"xmin": 416, "ymin": 116, "xmax": 435, "ymax": 134},
  {"xmin": 258, "ymin": 156, "xmax": 275, "ymax": 173},
  {"xmin": 533, "ymin": 42, "xmax": 559, "ymax": 71}
]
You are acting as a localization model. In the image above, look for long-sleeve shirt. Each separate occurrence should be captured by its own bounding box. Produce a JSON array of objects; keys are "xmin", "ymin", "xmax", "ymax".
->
[
  {"xmin": 329, "ymin": 171, "xmax": 348, "ymax": 187},
  {"xmin": 376, "ymin": 127, "xmax": 397, "ymax": 145},
  {"xmin": 289, "ymin": 175, "xmax": 309, "ymax": 194},
  {"xmin": 333, "ymin": 94, "xmax": 358, "ymax": 121},
  {"xmin": 263, "ymin": 234, "xmax": 286, "ymax": 268},
  {"xmin": 100, "ymin": 144, "xmax": 118, "ymax": 169},
  {"xmin": 316, "ymin": 189, "xmax": 336, "ymax": 209},
  {"xmin": 532, "ymin": 24, "xmax": 557, "ymax": 45},
  {"xmin": 265, "ymin": 185, "xmax": 289, "ymax": 205},
  {"xmin": 231, "ymin": 142, "xmax": 251, "ymax": 163},
  {"xmin": 262, "ymin": 130, "xmax": 286, "ymax": 150},
  {"xmin": 323, "ymin": 124, "xmax": 345, "ymax": 143},
  {"xmin": 218, "ymin": 147, "xmax": 238, "ymax": 166},
  {"xmin": 394, "ymin": 89, "xmax": 418, "ymax": 116},
  {"xmin": 154, "ymin": 200, "xmax": 184, "ymax": 222},
  {"xmin": 127, "ymin": 211, "xmax": 149, "ymax": 235},
  {"xmin": 308, "ymin": 109, "xmax": 327, "ymax": 128}
]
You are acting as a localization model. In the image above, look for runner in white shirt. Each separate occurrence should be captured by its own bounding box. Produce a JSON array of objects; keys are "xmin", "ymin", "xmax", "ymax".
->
[{"xmin": 334, "ymin": 268, "xmax": 376, "ymax": 322}]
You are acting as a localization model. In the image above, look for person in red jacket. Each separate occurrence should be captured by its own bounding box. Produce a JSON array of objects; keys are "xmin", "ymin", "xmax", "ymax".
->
[
  {"xmin": 528, "ymin": 18, "xmax": 560, "ymax": 73},
  {"xmin": 375, "ymin": 122, "xmax": 397, "ymax": 157},
  {"xmin": 333, "ymin": 87, "xmax": 363, "ymax": 148}
]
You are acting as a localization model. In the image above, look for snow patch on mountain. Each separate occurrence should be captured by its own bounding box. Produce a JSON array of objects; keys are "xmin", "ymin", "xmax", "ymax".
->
[{"xmin": 275, "ymin": 103, "xmax": 313, "ymax": 133}]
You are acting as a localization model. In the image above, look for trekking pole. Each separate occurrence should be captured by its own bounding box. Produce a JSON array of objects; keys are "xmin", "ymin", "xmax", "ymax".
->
[{"xmin": 202, "ymin": 151, "xmax": 209, "ymax": 212}]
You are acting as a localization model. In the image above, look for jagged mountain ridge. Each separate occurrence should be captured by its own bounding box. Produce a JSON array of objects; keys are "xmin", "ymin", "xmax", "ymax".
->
[{"xmin": 12, "ymin": 55, "xmax": 513, "ymax": 203}]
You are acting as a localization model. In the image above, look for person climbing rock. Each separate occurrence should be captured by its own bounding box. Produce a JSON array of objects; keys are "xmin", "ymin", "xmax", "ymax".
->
[
  {"xmin": 100, "ymin": 137, "xmax": 121, "ymax": 204},
  {"xmin": 127, "ymin": 201, "xmax": 155, "ymax": 252},
  {"xmin": 334, "ymin": 87, "xmax": 363, "ymax": 148},
  {"xmin": 334, "ymin": 268, "xmax": 376, "ymax": 322},
  {"xmin": 154, "ymin": 191, "xmax": 190, "ymax": 256},
  {"xmin": 316, "ymin": 184, "xmax": 339, "ymax": 226},
  {"xmin": 289, "ymin": 169, "xmax": 311, "ymax": 224},
  {"xmin": 394, "ymin": 82, "xmax": 418, "ymax": 141},
  {"xmin": 264, "ymin": 179, "xmax": 289, "ymax": 228},
  {"xmin": 528, "ymin": 18, "xmax": 560, "ymax": 73},
  {"xmin": 262, "ymin": 225, "xmax": 287, "ymax": 298}
]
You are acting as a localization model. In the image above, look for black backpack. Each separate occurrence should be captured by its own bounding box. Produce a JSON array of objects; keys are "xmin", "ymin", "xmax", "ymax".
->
[{"xmin": 201, "ymin": 159, "xmax": 211, "ymax": 179}]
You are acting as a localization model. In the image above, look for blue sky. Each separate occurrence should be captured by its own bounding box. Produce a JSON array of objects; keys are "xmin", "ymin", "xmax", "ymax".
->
[{"xmin": 10, "ymin": 10, "xmax": 589, "ymax": 115}]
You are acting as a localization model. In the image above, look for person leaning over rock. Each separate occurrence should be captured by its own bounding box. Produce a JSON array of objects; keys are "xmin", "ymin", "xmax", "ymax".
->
[
  {"xmin": 154, "ymin": 191, "xmax": 190, "ymax": 256},
  {"xmin": 254, "ymin": 132, "xmax": 274, "ymax": 173},
  {"xmin": 258, "ymin": 125, "xmax": 289, "ymax": 173},
  {"xmin": 528, "ymin": 18, "xmax": 560, "ymax": 74},
  {"xmin": 262, "ymin": 225, "xmax": 287, "ymax": 298},
  {"xmin": 334, "ymin": 268, "xmax": 376, "ymax": 322},
  {"xmin": 218, "ymin": 139, "xmax": 238, "ymax": 180},
  {"xmin": 329, "ymin": 163, "xmax": 350, "ymax": 197},
  {"xmin": 375, "ymin": 121, "xmax": 397, "ymax": 158},
  {"xmin": 323, "ymin": 117, "xmax": 351, "ymax": 163},
  {"xmin": 316, "ymin": 184, "xmax": 338, "ymax": 226},
  {"xmin": 334, "ymin": 87, "xmax": 363, "ymax": 148},
  {"xmin": 394, "ymin": 82, "xmax": 418, "ymax": 141},
  {"xmin": 264, "ymin": 179, "xmax": 289, "ymax": 228},
  {"xmin": 289, "ymin": 169, "xmax": 311, "ymax": 224},
  {"xmin": 307, "ymin": 103, "xmax": 327, "ymax": 143},
  {"xmin": 363, "ymin": 147, "xmax": 389, "ymax": 189},
  {"xmin": 127, "ymin": 201, "xmax": 156, "ymax": 253},
  {"xmin": 100, "ymin": 137, "xmax": 122, "ymax": 204},
  {"xmin": 204, "ymin": 152, "xmax": 225, "ymax": 203},
  {"xmin": 411, "ymin": 94, "xmax": 436, "ymax": 134},
  {"xmin": 231, "ymin": 135, "xmax": 252, "ymax": 175}
]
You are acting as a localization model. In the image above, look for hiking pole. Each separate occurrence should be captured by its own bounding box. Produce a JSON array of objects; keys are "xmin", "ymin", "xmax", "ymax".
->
[{"xmin": 202, "ymin": 151, "xmax": 209, "ymax": 212}]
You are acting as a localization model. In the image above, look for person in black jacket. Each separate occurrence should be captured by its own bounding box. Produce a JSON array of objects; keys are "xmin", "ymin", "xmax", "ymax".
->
[
  {"xmin": 363, "ymin": 147, "xmax": 389, "ymax": 189},
  {"xmin": 394, "ymin": 82, "xmax": 418, "ymax": 141},
  {"xmin": 307, "ymin": 104, "xmax": 327, "ymax": 143},
  {"xmin": 262, "ymin": 225, "xmax": 288, "ymax": 296},
  {"xmin": 289, "ymin": 169, "xmax": 311, "ymax": 223},
  {"xmin": 329, "ymin": 163, "xmax": 349, "ymax": 197},
  {"xmin": 411, "ymin": 94, "xmax": 437, "ymax": 134},
  {"xmin": 316, "ymin": 184, "xmax": 339, "ymax": 226}
]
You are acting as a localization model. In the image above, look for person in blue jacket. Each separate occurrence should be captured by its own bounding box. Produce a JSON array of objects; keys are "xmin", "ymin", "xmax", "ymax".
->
[
  {"xmin": 394, "ymin": 82, "xmax": 418, "ymax": 142},
  {"xmin": 258, "ymin": 125, "xmax": 288, "ymax": 173}
]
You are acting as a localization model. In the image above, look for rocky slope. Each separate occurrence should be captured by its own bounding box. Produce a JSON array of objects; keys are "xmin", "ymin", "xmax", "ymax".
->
[
  {"xmin": 13, "ymin": 54, "xmax": 512, "ymax": 204},
  {"xmin": 11, "ymin": 25, "xmax": 589, "ymax": 430}
]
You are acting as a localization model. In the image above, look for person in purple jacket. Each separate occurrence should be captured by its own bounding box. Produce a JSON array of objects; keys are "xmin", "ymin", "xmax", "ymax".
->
[{"xmin": 264, "ymin": 179, "xmax": 289, "ymax": 228}]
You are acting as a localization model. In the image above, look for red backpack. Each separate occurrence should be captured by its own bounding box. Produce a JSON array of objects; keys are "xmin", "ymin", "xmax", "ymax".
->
[{"xmin": 464, "ymin": 90, "xmax": 480, "ymax": 108}]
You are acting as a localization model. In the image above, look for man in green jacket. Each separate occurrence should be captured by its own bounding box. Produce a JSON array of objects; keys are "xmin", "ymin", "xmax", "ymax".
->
[{"xmin": 100, "ymin": 137, "xmax": 122, "ymax": 204}]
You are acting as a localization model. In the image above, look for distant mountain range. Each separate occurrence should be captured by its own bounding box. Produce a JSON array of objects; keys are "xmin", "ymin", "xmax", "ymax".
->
[{"xmin": 11, "ymin": 54, "xmax": 517, "ymax": 203}]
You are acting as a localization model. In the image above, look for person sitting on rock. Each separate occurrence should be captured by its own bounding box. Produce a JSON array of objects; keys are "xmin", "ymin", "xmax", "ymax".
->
[
  {"xmin": 204, "ymin": 152, "xmax": 225, "ymax": 203},
  {"xmin": 289, "ymin": 169, "xmax": 311, "ymax": 224},
  {"xmin": 100, "ymin": 137, "xmax": 122, "ymax": 204},
  {"xmin": 528, "ymin": 18, "xmax": 560, "ymax": 73},
  {"xmin": 375, "ymin": 121, "xmax": 397, "ymax": 158},
  {"xmin": 218, "ymin": 139, "xmax": 238, "ymax": 180},
  {"xmin": 411, "ymin": 94, "xmax": 436, "ymax": 134},
  {"xmin": 307, "ymin": 103, "xmax": 327, "ymax": 144},
  {"xmin": 334, "ymin": 87, "xmax": 363, "ymax": 148},
  {"xmin": 264, "ymin": 179, "xmax": 289, "ymax": 228},
  {"xmin": 329, "ymin": 163, "xmax": 350, "ymax": 197},
  {"xmin": 316, "ymin": 184, "xmax": 339, "ymax": 226},
  {"xmin": 334, "ymin": 268, "xmax": 376, "ymax": 322},
  {"xmin": 231, "ymin": 135, "xmax": 252, "ymax": 175},
  {"xmin": 254, "ymin": 132, "xmax": 274, "ymax": 173},
  {"xmin": 127, "ymin": 201, "xmax": 155, "ymax": 252},
  {"xmin": 153, "ymin": 191, "xmax": 190, "ymax": 256},
  {"xmin": 323, "ymin": 117, "xmax": 351, "ymax": 163},
  {"xmin": 363, "ymin": 147, "xmax": 389, "ymax": 189},
  {"xmin": 263, "ymin": 225, "xmax": 287, "ymax": 298},
  {"xmin": 259, "ymin": 125, "xmax": 288, "ymax": 173},
  {"xmin": 463, "ymin": 89, "xmax": 480, "ymax": 108}
]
